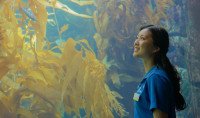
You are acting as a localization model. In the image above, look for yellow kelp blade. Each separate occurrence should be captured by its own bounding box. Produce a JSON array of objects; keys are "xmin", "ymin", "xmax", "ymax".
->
[
  {"xmin": 48, "ymin": 19, "xmax": 56, "ymax": 26},
  {"xmin": 60, "ymin": 24, "xmax": 69, "ymax": 34},
  {"xmin": 70, "ymin": 0, "xmax": 94, "ymax": 6},
  {"xmin": 38, "ymin": 0, "xmax": 93, "ymax": 18},
  {"xmin": 16, "ymin": 108, "xmax": 37, "ymax": 118},
  {"xmin": 55, "ymin": 1, "xmax": 93, "ymax": 18}
]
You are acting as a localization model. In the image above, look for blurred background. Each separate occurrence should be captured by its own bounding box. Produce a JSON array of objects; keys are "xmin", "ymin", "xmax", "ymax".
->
[{"xmin": 0, "ymin": 0, "xmax": 199, "ymax": 117}]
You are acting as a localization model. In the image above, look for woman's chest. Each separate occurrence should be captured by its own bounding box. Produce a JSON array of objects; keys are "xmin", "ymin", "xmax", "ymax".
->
[{"xmin": 133, "ymin": 80, "xmax": 150, "ymax": 109}]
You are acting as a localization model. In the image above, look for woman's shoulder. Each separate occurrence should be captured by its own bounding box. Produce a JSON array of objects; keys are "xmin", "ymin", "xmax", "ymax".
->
[
  {"xmin": 146, "ymin": 69, "xmax": 173, "ymax": 93},
  {"xmin": 148, "ymin": 68, "xmax": 170, "ymax": 82}
]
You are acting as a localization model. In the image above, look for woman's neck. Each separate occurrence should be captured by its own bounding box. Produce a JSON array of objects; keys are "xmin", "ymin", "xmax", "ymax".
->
[{"xmin": 142, "ymin": 57, "xmax": 155, "ymax": 74}]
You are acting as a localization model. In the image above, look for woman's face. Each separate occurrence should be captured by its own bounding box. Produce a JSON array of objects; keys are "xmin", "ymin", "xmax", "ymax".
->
[{"xmin": 133, "ymin": 28, "xmax": 157, "ymax": 58}]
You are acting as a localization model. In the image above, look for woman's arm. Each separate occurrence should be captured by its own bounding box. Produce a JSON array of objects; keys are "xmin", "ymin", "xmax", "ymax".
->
[{"xmin": 153, "ymin": 108, "xmax": 168, "ymax": 118}]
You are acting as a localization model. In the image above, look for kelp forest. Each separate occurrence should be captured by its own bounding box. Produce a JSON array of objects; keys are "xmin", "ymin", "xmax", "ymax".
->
[{"xmin": 0, "ymin": 0, "xmax": 199, "ymax": 118}]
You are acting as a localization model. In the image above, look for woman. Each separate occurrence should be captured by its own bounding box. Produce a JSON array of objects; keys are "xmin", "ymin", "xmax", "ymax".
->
[{"xmin": 133, "ymin": 25, "xmax": 186, "ymax": 118}]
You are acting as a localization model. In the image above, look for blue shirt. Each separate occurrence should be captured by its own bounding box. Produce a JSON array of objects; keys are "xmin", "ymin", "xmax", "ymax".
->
[{"xmin": 133, "ymin": 65, "xmax": 176, "ymax": 118}]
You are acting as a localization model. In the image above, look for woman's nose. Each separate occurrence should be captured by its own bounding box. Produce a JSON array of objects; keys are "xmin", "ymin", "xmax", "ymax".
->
[{"xmin": 134, "ymin": 38, "xmax": 139, "ymax": 46}]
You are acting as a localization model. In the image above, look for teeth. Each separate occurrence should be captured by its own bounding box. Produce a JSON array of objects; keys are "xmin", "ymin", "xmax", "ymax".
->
[{"xmin": 134, "ymin": 48, "xmax": 139, "ymax": 52}]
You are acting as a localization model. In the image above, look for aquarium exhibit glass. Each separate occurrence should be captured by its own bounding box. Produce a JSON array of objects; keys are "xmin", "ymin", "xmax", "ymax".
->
[{"xmin": 0, "ymin": 0, "xmax": 199, "ymax": 117}]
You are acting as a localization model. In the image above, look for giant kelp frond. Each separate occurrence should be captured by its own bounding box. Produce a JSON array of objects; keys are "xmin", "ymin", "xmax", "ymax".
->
[
  {"xmin": 94, "ymin": 0, "xmax": 174, "ymax": 41},
  {"xmin": 0, "ymin": 6, "xmax": 21, "ymax": 82},
  {"xmin": 0, "ymin": 0, "xmax": 127, "ymax": 117},
  {"xmin": 93, "ymin": 33, "xmax": 109, "ymax": 60},
  {"xmin": 60, "ymin": 24, "xmax": 69, "ymax": 35},
  {"xmin": 28, "ymin": 0, "xmax": 48, "ymax": 53},
  {"xmin": 70, "ymin": 0, "xmax": 94, "ymax": 6},
  {"xmin": 59, "ymin": 38, "xmax": 128, "ymax": 117},
  {"xmin": 144, "ymin": 0, "xmax": 175, "ymax": 25},
  {"xmin": 105, "ymin": 84, "xmax": 128, "ymax": 117},
  {"xmin": 0, "ymin": 5, "xmax": 21, "ymax": 55},
  {"xmin": 0, "ymin": 21, "xmax": 7, "ymax": 54},
  {"xmin": 37, "ymin": 0, "xmax": 93, "ymax": 18}
]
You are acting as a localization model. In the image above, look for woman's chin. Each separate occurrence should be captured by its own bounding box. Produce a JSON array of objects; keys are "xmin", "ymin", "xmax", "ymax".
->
[{"xmin": 133, "ymin": 53, "xmax": 140, "ymax": 58}]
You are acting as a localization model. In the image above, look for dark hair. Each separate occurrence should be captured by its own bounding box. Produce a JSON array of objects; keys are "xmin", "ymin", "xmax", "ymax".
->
[{"xmin": 140, "ymin": 25, "xmax": 187, "ymax": 111}]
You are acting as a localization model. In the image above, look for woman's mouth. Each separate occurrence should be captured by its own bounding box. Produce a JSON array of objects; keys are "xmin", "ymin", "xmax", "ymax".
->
[{"xmin": 134, "ymin": 47, "xmax": 140, "ymax": 52}]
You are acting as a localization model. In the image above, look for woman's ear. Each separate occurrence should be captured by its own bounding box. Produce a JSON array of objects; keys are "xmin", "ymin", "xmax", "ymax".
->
[{"xmin": 152, "ymin": 46, "xmax": 160, "ymax": 53}]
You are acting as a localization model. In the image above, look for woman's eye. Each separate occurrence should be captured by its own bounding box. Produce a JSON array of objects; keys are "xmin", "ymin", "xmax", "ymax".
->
[{"xmin": 140, "ymin": 37, "xmax": 144, "ymax": 40}]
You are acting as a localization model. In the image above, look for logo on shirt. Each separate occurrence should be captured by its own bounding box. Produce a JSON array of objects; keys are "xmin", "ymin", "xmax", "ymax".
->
[{"xmin": 133, "ymin": 84, "xmax": 145, "ymax": 101}]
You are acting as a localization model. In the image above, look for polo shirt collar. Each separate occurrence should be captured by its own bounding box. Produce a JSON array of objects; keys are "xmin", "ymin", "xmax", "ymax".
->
[{"xmin": 140, "ymin": 65, "xmax": 158, "ymax": 83}]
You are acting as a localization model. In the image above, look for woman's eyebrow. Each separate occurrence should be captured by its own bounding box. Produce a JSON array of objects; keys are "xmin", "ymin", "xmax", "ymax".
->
[
  {"xmin": 140, "ymin": 35, "xmax": 145, "ymax": 37},
  {"xmin": 137, "ymin": 34, "xmax": 145, "ymax": 37},
  {"xmin": 139, "ymin": 35, "xmax": 146, "ymax": 38}
]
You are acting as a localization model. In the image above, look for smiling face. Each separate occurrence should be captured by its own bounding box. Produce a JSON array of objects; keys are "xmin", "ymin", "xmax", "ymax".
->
[{"xmin": 133, "ymin": 28, "xmax": 159, "ymax": 59}]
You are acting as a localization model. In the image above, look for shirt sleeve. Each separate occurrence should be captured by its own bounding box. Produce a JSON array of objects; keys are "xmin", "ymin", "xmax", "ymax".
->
[{"xmin": 147, "ymin": 74, "xmax": 171, "ymax": 114}]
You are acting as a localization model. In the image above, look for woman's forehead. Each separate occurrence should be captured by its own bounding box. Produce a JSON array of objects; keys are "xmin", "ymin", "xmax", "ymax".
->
[{"xmin": 138, "ymin": 29, "xmax": 152, "ymax": 38}]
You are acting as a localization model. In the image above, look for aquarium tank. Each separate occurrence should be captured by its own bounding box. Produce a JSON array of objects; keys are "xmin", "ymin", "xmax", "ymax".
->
[{"xmin": 0, "ymin": 0, "xmax": 199, "ymax": 117}]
